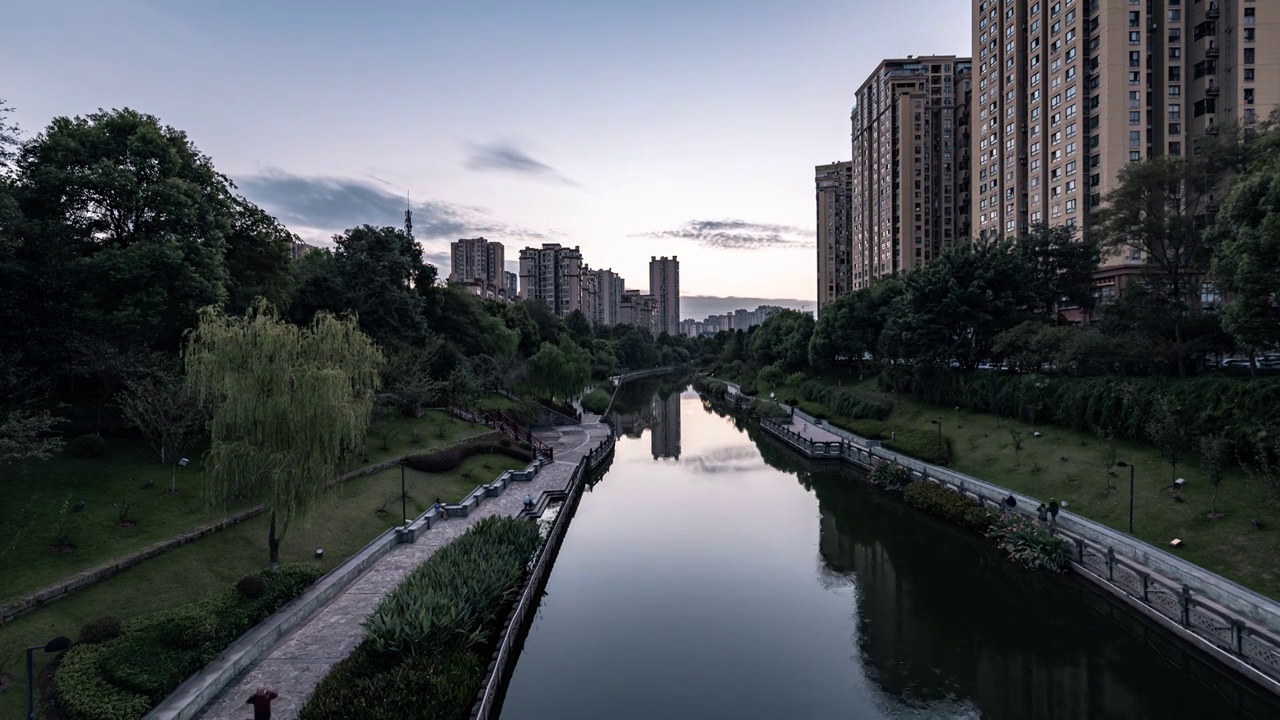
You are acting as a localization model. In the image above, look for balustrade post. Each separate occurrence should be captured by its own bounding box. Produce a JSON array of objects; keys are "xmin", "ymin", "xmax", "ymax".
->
[
  {"xmin": 1075, "ymin": 538, "xmax": 1085, "ymax": 564},
  {"xmin": 1139, "ymin": 571, "xmax": 1150, "ymax": 602},
  {"xmin": 1106, "ymin": 547, "xmax": 1116, "ymax": 582},
  {"xmin": 1180, "ymin": 584, "xmax": 1192, "ymax": 627},
  {"xmin": 1232, "ymin": 620, "xmax": 1245, "ymax": 655}
]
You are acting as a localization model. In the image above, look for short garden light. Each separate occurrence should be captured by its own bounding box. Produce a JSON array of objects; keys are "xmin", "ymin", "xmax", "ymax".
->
[{"xmin": 27, "ymin": 636, "xmax": 72, "ymax": 720}]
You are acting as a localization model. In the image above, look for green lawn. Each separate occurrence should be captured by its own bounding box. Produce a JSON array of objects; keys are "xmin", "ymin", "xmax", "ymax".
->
[
  {"xmin": 764, "ymin": 374, "xmax": 1280, "ymax": 601},
  {"xmin": 0, "ymin": 451, "xmax": 527, "ymax": 718},
  {"xmin": 0, "ymin": 410, "xmax": 486, "ymax": 607}
]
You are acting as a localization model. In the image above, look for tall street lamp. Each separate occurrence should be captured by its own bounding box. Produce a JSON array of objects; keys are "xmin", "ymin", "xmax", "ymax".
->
[
  {"xmin": 400, "ymin": 462, "xmax": 408, "ymax": 527},
  {"xmin": 1116, "ymin": 460, "xmax": 1136, "ymax": 534},
  {"xmin": 929, "ymin": 419, "xmax": 942, "ymax": 457},
  {"xmin": 27, "ymin": 636, "xmax": 72, "ymax": 720}
]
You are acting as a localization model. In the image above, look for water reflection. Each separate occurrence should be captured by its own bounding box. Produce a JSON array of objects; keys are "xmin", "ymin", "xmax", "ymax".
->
[{"xmin": 499, "ymin": 386, "xmax": 1277, "ymax": 720}]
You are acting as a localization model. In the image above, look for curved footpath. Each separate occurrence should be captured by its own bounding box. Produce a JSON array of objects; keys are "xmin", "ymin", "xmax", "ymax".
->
[{"xmin": 187, "ymin": 422, "xmax": 612, "ymax": 720}]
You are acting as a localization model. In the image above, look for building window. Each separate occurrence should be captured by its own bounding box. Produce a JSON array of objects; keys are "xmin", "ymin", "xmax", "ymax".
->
[{"xmin": 1245, "ymin": 48, "xmax": 1255, "ymax": 64}]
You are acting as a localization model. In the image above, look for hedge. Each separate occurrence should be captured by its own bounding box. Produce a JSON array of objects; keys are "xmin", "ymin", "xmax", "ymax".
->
[
  {"xmin": 881, "ymin": 365, "xmax": 1280, "ymax": 461},
  {"xmin": 54, "ymin": 565, "xmax": 322, "ymax": 720},
  {"xmin": 903, "ymin": 481, "xmax": 997, "ymax": 534},
  {"xmin": 580, "ymin": 388, "xmax": 612, "ymax": 415},
  {"xmin": 869, "ymin": 463, "xmax": 912, "ymax": 490},
  {"xmin": 821, "ymin": 416, "xmax": 951, "ymax": 465},
  {"xmin": 404, "ymin": 437, "xmax": 533, "ymax": 474},
  {"xmin": 794, "ymin": 381, "xmax": 890, "ymax": 421},
  {"xmin": 301, "ymin": 516, "xmax": 541, "ymax": 719}
]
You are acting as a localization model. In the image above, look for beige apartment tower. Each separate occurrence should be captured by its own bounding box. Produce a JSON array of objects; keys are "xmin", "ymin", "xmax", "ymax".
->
[
  {"xmin": 518, "ymin": 243, "xmax": 583, "ymax": 317},
  {"xmin": 816, "ymin": 161, "xmax": 853, "ymax": 313},
  {"xmin": 971, "ymin": 0, "xmax": 1277, "ymax": 300},
  {"xmin": 648, "ymin": 256, "xmax": 680, "ymax": 337},
  {"xmin": 849, "ymin": 56, "xmax": 972, "ymax": 291}
]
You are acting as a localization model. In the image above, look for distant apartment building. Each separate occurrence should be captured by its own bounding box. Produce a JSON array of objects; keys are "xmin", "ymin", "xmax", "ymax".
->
[
  {"xmin": 449, "ymin": 237, "xmax": 510, "ymax": 300},
  {"xmin": 289, "ymin": 239, "xmax": 320, "ymax": 259},
  {"xmin": 504, "ymin": 271, "xmax": 518, "ymax": 299},
  {"xmin": 849, "ymin": 55, "xmax": 973, "ymax": 291},
  {"xmin": 593, "ymin": 268, "xmax": 625, "ymax": 327},
  {"xmin": 580, "ymin": 266, "xmax": 601, "ymax": 325},
  {"xmin": 518, "ymin": 243, "xmax": 583, "ymax": 317},
  {"xmin": 816, "ymin": 161, "xmax": 854, "ymax": 313},
  {"xmin": 970, "ymin": 0, "xmax": 1278, "ymax": 304},
  {"xmin": 620, "ymin": 290, "xmax": 658, "ymax": 334},
  {"xmin": 683, "ymin": 305, "xmax": 785, "ymax": 337},
  {"xmin": 648, "ymin": 256, "xmax": 680, "ymax": 337}
]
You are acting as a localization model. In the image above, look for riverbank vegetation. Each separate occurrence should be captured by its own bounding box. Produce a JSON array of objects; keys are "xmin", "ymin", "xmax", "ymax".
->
[
  {"xmin": 300, "ymin": 516, "xmax": 541, "ymax": 720},
  {"xmin": 53, "ymin": 565, "xmax": 322, "ymax": 720},
  {"xmin": 0, "ymin": 102, "xmax": 688, "ymax": 711},
  {"xmin": 691, "ymin": 120, "xmax": 1280, "ymax": 597}
]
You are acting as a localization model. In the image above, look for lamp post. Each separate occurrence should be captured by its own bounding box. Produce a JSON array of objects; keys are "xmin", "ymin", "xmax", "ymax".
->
[
  {"xmin": 1116, "ymin": 461, "xmax": 1136, "ymax": 533},
  {"xmin": 27, "ymin": 636, "xmax": 72, "ymax": 720},
  {"xmin": 400, "ymin": 462, "xmax": 408, "ymax": 527},
  {"xmin": 929, "ymin": 419, "xmax": 942, "ymax": 456}
]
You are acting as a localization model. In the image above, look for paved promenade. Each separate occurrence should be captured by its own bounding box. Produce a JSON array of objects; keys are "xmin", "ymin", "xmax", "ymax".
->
[
  {"xmin": 195, "ymin": 421, "xmax": 611, "ymax": 720},
  {"xmin": 785, "ymin": 415, "xmax": 844, "ymax": 444}
]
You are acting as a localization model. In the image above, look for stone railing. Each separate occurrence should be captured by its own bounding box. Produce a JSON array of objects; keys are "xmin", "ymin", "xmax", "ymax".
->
[{"xmin": 757, "ymin": 414, "xmax": 1280, "ymax": 692}]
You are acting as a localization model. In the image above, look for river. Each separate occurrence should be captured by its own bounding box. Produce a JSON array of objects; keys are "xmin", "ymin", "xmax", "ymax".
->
[{"xmin": 499, "ymin": 381, "xmax": 1278, "ymax": 719}]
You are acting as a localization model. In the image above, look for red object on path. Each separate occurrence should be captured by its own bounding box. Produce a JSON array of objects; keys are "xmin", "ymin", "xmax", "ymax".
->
[{"xmin": 246, "ymin": 688, "xmax": 278, "ymax": 720}]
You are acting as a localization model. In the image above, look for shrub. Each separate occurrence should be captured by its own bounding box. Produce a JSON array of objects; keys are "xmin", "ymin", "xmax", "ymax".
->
[
  {"xmin": 364, "ymin": 516, "xmax": 540, "ymax": 658},
  {"xmin": 300, "ymin": 646, "xmax": 483, "ymax": 720},
  {"xmin": 756, "ymin": 365, "xmax": 784, "ymax": 388},
  {"xmin": 795, "ymin": 381, "xmax": 890, "ymax": 420},
  {"xmin": 65, "ymin": 434, "xmax": 107, "ymax": 459},
  {"xmin": 869, "ymin": 463, "xmax": 912, "ymax": 490},
  {"xmin": 236, "ymin": 574, "xmax": 268, "ymax": 599},
  {"xmin": 904, "ymin": 482, "xmax": 997, "ymax": 534},
  {"xmin": 752, "ymin": 400, "xmax": 790, "ymax": 420},
  {"xmin": 304, "ymin": 518, "xmax": 540, "ymax": 719},
  {"xmin": 988, "ymin": 515, "xmax": 1071, "ymax": 572},
  {"xmin": 55, "ymin": 565, "xmax": 322, "ymax": 720},
  {"xmin": 580, "ymin": 388, "xmax": 611, "ymax": 415},
  {"xmin": 79, "ymin": 616, "xmax": 124, "ymax": 645},
  {"xmin": 785, "ymin": 372, "xmax": 808, "ymax": 387}
]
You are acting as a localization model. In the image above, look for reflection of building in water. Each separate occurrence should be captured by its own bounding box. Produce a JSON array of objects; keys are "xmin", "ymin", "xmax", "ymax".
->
[
  {"xmin": 651, "ymin": 391, "xmax": 681, "ymax": 460},
  {"xmin": 613, "ymin": 390, "xmax": 682, "ymax": 459}
]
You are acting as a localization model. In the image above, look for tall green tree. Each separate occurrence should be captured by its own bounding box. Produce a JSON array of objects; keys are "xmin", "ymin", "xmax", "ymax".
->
[
  {"xmin": 565, "ymin": 309, "xmax": 593, "ymax": 345},
  {"xmin": 186, "ymin": 303, "xmax": 382, "ymax": 570},
  {"xmin": 880, "ymin": 243, "xmax": 1036, "ymax": 368},
  {"xmin": 15, "ymin": 108, "xmax": 234, "ymax": 353},
  {"xmin": 749, "ymin": 310, "xmax": 814, "ymax": 372},
  {"xmin": 1015, "ymin": 223, "xmax": 1099, "ymax": 319},
  {"xmin": 0, "ymin": 98, "xmax": 19, "ymax": 175},
  {"xmin": 118, "ymin": 369, "xmax": 208, "ymax": 492},
  {"xmin": 1094, "ymin": 151, "xmax": 1232, "ymax": 377},
  {"xmin": 224, "ymin": 197, "xmax": 296, "ymax": 314},
  {"xmin": 1212, "ymin": 157, "xmax": 1280, "ymax": 374},
  {"xmin": 525, "ymin": 337, "xmax": 591, "ymax": 401},
  {"xmin": 328, "ymin": 225, "xmax": 433, "ymax": 347},
  {"xmin": 809, "ymin": 279, "xmax": 903, "ymax": 372}
]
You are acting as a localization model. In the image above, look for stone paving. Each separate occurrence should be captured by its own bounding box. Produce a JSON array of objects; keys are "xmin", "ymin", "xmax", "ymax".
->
[
  {"xmin": 195, "ymin": 421, "xmax": 611, "ymax": 720},
  {"xmin": 785, "ymin": 415, "xmax": 844, "ymax": 444}
]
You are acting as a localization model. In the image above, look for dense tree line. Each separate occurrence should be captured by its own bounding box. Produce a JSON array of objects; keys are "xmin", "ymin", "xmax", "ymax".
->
[{"xmin": 0, "ymin": 105, "xmax": 686, "ymax": 467}]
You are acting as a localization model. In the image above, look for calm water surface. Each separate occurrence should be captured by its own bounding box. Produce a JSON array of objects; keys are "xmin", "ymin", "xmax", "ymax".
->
[{"xmin": 500, "ymin": 382, "xmax": 1277, "ymax": 720}]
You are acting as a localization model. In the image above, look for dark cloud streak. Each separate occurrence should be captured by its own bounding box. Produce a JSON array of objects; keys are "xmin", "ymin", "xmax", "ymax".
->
[
  {"xmin": 235, "ymin": 169, "xmax": 556, "ymax": 244},
  {"xmin": 635, "ymin": 219, "xmax": 813, "ymax": 250},
  {"xmin": 465, "ymin": 142, "xmax": 580, "ymax": 187}
]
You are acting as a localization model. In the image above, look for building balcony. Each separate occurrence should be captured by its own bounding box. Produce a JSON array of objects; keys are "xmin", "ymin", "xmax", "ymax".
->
[
  {"xmin": 1206, "ymin": 45, "xmax": 1220, "ymax": 59},
  {"xmin": 1206, "ymin": 3, "xmax": 1219, "ymax": 20},
  {"xmin": 1205, "ymin": 84, "xmax": 1220, "ymax": 98}
]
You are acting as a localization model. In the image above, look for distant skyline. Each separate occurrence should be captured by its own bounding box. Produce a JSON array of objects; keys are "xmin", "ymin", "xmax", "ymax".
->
[{"xmin": 3, "ymin": 0, "xmax": 971, "ymax": 299}]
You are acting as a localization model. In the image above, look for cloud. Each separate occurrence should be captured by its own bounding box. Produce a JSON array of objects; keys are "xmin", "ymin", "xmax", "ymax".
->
[
  {"xmin": 235, "ymin": 169, "xmax": 559, "ymax": 255},
  {"xmin": 635, "ymin": 219, "xmax": 814, "ymax": 250},
  {"xmin": 464, "ymin": 142, "xmax": 579, "ymax": 186}
]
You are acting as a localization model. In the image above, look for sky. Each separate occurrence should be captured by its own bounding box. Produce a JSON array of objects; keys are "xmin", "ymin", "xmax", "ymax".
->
[{"xmin": 2, "ymin": 0, "xmax": 970, "ymax": 301}]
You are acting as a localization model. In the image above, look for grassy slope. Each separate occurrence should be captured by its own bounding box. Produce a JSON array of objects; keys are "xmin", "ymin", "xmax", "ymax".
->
[
  {"xmin": 0, "ymin": 411, "xmax": 483, "ymax": 605},
  {"xmin": 0, "ymin": 451, "xmax": 527, "ymax": 718},
  {"xmin": 776, "ymin": 373, "xmax": 1280, "ymax": 601}
]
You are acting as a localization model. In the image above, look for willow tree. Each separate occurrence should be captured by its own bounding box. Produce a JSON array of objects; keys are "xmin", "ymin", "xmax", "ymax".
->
[{"xmin": 185, "ymin": 302, "xmax": 382, "ymax": 569}]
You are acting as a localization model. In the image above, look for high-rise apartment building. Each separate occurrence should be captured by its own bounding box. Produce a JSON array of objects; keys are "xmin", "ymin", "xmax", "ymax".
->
[
  {"xmin": 620, "ymin": 290, "xmax": 658, "ymax": 334},
  {"xmin": 816, "ymin": 161, "xmax": 854, "ymax": 313},
  {"xmin": 449, "ymin": 237, "xmax": 504, "ymax": 286},
  {"xmin": 504, "ymin": 271, "xmax": 518, "ymax": 300},
  {"xmin": 971, "ymin": 0, "xmax": 1277, "ymax": 297},
  {"xmin": 849, "ymin": 55, "xmax": 973, "ymax": 291},
  {"xmin": 580, "ymin": 266, "xmax": 601, "ymax": 326},
  {"xmin": 648, "ymin": 256, "xmax": 680, "ymax": 337},
  {"xmin": 518, "ymin": 243, "xmax": 583, "ymax": 317},
  {"xmin": 593, "ymin": 268, "xmax": 624, "ymax": 327}
]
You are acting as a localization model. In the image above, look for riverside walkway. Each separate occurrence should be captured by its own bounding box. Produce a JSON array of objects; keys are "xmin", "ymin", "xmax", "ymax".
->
[{"xmin": 193, "ymin": 421, "xmax": 612, "ymax": 720}]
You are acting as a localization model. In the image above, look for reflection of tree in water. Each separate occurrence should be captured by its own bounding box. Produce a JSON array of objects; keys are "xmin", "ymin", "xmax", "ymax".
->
[{"xmin": 812, "ymin": 468, "xmax": 1267, "ymax": 719}]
